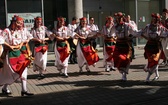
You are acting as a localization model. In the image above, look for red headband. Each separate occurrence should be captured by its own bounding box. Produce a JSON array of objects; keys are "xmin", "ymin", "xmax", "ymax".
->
[
  {"xmin": 151, "ymin": 13, "xmax": 160, "ymax": 19},
  {"xmin": 16, "ymin": 16, "xmax": 24, "ymax": 21},
  {"xmin": 57, "ymin": 17, "xmax": 65, "ymax": 22},
  {"xmin": 12, "ymin": 15, "xmax": 18, "ymax": 21},
  {"xmin": 114, "ymin": 12, "xmax": 125, "ymax": 17},
  {"xmin": 80, "ymin": 17, "xmax": 87, "ymax": 21},
  {"xmin": 35, "ymin": 17, "xmax": 42, "ymax": 21},
  {"xmin": 106, "ymin": 16, "xmax": 113, "ymax": 21}
]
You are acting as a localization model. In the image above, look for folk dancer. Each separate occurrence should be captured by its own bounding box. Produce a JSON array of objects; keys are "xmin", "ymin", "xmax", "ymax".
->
[
  {"xmin": 113, "ymin": 12, "xmax": 139, "ymax": 81},
  {"xmin": 30, "ymin": 17, "xmax": 52, "ymax": 80},
  {"xmin": 141, "ymin": 13, "xmax": 167, "ymax": 83},
  {"xmin": 100, "ymin": 16, "xmax": 116, "ymax": 72},
  {"xmin": 0, "ymin": 29, "xmax": 3, "ymax": 68},
  {"xmin": 0, "ymin": 16, "xmax": 16, "ymax": 95},
  {"xmin": 0, "ymin": 15, "xmax": 34, "ymax": 96},
  {"xmin": 52, "ymin": 17, "xmax": 72, "ymax": 77},
  {"xmin": 74, "ymin": 17, "xmax": 99, "ymax": 73}
]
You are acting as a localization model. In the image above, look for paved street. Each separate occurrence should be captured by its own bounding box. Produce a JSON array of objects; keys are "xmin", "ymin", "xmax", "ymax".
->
[{"xmin": 0, "ymin": 47, "xmax": 168, "ymax": 105}]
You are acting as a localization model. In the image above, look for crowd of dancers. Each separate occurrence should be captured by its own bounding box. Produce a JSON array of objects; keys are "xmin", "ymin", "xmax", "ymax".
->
[{"xmin": 0, "ymin": 8, "xmax": 168, "ymax": 96}]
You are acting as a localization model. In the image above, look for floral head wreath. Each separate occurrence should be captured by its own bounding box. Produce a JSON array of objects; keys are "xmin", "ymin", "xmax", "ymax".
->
[
  {"xmin": 114, "ymin": 12, "xmax": 125, "ymax": 18},
  {"xmin": 57, "ymin": 17, "xmax": 66, "ymax": 22},
  {"xmin": 12, "ymin": 15, "xmax": 19, "ymax": 21},
  {"xmin": 151, "ymin": 13, "xmax": 161, "ymax": 19},
  {"xmin": 106, "ymin": 16, "xmax": 113, "ymax": 21},
  {"xmin": 80, "ymin": 17, "xmax": 87, "ymax": 21}
]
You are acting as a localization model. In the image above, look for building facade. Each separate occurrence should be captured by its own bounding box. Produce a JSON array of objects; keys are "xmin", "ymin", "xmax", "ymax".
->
[{"xmin": 0, "ymin": 0, "xmax": 167, "ymax": 50}]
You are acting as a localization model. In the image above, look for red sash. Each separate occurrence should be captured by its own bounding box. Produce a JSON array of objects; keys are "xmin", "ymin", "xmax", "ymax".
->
[
  {"xmin": 80, "ymin": 39, "xmax": 99, "ymax": 65},
  {"xmin": 35, "ymin": 43, "xmax": 48, "ymax": 54},
  {"xmin": 113, "ymin": 42, "xmax": 130, "ymax": 68},
  {"xmin": 57, "ymin": 40, "xmax": 70, "ymax": 62},
  {"xmin": 104, "ymin": 39, "xmax": 115, "ymax": 62},
  {"xmin": 9, "ymin": 49, "xmax": 31, "ymax": 76},
  {"xmin": 144, "ymin": 41, "xmax": 161, "ymax": 68}
]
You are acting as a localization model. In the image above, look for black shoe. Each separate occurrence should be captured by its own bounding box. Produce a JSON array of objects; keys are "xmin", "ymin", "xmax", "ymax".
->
[
  {"xmin": 74, "ymin": 60, "xmax": 77, "ymax": 64},
  {"xmin": 38, "ymin": 74, "xmax": 45, "ymax": 80},
  {"xmin": 160, "ymin": 61, "xmax": 167, "ymax": 66},
  {"xmin": 144, "ymin": 81, "xmax": 150, "ymax": 85},
  {"xmin": 64, "ymin": 74, "xmax": 69, "ymax": 78},
  {"xmin": 110, "ymin": 67, "xmax": 116, "ymax": 71},
  {"xmin": 21, "ymin": 91, "xmax": 34, "ymax": 96},
  {"xmin": 132, "ymin": 57, "xmax": 136, "ymax": 59},
  {"xmin": 152, "ymin": 76, "xmax": 159, "ymax": 81},
  {"xmin": 2, "ymin": 89, "xmax": 12, "ymax": 95}
]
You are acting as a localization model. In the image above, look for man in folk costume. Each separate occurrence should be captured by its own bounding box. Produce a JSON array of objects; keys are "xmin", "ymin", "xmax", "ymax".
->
[
  {"xmin": 74, "ymin": 17, "xmax": 99, "ymax": 73},
  {"xmin": 0, "ymin": 15, "xmax": 34, "ymax": 96},
  {"xmin": 160, "ymin": 8, "xmax": 168, "ymax": 66},
  {"xmin": 52, "ymin": 17, "xmax": 72, "ymax": 77},
  {"xmin": 67, "ymin": 17, "xmax": 78, "ymax": 64},
  {"xmin": 142, "ymin": 13, "xmax": 167, "ymax": 83},
  {"xmin": 100, "ymin": 16, "xmax": 116, "ymax": 72},
  {"xmin": 30, "ymin": 17, "xmax": 52, "ymax": 80},
  {"xmin": 113, "ymin": 12, "xmax": 139, "ymax": 81}
]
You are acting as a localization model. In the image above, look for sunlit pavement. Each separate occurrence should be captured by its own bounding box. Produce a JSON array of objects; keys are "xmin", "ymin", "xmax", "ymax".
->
[{"xmin": 0, "ymin": 47, "xmax": 168, "ymax": 105}]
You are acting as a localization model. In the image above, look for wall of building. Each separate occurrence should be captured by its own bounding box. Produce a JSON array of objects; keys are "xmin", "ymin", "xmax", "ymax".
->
[
  {"xmin": 0, "ymin": 0, "xmax": 167, "ymax": 48},
  {"xmin": 0, "ymin": 0, "xmax": 6, "ymax": 29}
]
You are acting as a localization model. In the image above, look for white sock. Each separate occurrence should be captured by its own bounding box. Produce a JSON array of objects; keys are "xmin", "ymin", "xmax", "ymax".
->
[
  {"xmin": 155, "ymin": 69, "xmax": 159, "ymax": 77},
  {"xmin": 64, "ymin": 66, "xmax": 68, "ymax": 75},
  {"xmin": 122, "ymin": 72, "xmax": 127, "ymax": 80},
  {"xmin": 21, "ymin": 79, "xmax": 27, "ymax": 92}
]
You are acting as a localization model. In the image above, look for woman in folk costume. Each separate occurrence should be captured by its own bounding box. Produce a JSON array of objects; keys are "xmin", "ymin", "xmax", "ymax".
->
[
  {"xmin": 101, "ymin": 16, "xmax": 116, "ymax": 72},
  {"xmin": 0, "ymin": 15, "xmax": 34, "ymax": 96},
  {"xmin": 0, "ymin": 16, "xmax": 17, "ymax": 95},
  {"xmin": 74, "ymin": 17, "xmax": 99, "ymax": 73},
  {"xmin": 30, "ymin": 17, "xmax": 52, "ymax": 79},
  {"xmin": 52, "ymin": 17, "xmax": 72, "ymax": 77},
  {"xmin": 113, "ymin": 12, "xmax": 139, "ymax": 81},
  {"xmin": 0, "ymin": 29, "xmax": 4, "ymax": 68},
  {"xmin": 141, "ymin": 13, "xmax": 167, "ymax": 83}
]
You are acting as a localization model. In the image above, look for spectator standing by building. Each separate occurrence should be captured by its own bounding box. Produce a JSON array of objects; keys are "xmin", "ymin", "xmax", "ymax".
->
[
  {"xmin": 125, "ymin": 15, "xmax": 138, "ymax": 59},
  {"xmin": 88, "ymin": 17, "xmax": 99, "ymax": 50},
  {"xmin": 67, "ymin": 17, "xmax": 78, "ymax": 64},
  {"xmin": 160, "ymin": 8, "xmax": 168, "ymax": 66}
]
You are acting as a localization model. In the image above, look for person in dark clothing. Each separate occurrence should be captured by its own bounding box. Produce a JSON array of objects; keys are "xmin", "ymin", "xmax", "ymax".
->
[
  {"xmin": 67, "ymin": 17, "xmax": 78, "ymax": 64},
  {"xmin": 88, "ymin": 17, "xmax": 99, "ymax": 50}
]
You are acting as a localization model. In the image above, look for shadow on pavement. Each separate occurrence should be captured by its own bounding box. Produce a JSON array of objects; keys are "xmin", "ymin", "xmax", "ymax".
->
[{"xmin": 1, "ymin": 84, "xmax": 168, "ymax": 105}]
